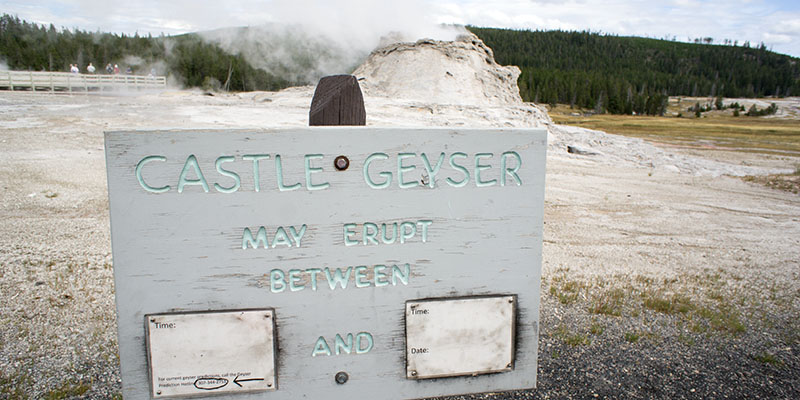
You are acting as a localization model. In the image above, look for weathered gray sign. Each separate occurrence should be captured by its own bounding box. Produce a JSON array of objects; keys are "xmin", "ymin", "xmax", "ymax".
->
[{"xmin": 105, "ymin": 127, "xmax": 546, "ymax": 399}]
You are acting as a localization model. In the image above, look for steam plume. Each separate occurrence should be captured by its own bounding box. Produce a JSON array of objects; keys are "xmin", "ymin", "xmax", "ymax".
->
[{"xmin": 200, "ymin": 0, "xmax": 466, "ymax": 84}]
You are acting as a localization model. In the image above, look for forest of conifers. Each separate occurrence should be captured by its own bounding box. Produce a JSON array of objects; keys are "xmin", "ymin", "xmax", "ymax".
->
[
  {"xmin": 2, "ymin": 14, "xmax": 799, "ymax": 115},
  {"xmin": 0, "ymin": 14, "xmax": 292, "ymax": 91},
  {"xmin": 470, "ymin": 27, "xmax": 800, "ymax": 114}
]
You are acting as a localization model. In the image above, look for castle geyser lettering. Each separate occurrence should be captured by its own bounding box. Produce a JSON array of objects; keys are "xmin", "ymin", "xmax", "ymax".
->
[{"xmin": 134, "ymin": 151, "xmax": 523, "ymax": 193}]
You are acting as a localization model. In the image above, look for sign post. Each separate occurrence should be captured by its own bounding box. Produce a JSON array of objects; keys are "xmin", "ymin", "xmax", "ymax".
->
[{"xmin": 105, "ymin": 127, "xmax": 546, "ymax": 399}]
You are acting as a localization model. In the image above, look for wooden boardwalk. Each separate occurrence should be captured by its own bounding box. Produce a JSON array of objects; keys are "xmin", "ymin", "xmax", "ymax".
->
[{"xmin": 0, "ymin": 70, "xmax": 167, "ymax": 93}]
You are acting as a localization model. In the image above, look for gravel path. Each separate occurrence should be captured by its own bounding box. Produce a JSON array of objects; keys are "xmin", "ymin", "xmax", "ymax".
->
[{"xmin": 0, "ymin": 91, "xmax": 798, "ymax": 399}]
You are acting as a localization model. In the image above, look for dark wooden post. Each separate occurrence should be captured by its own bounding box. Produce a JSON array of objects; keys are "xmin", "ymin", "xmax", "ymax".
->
[{"xmin": 309, "ymin": 75, "xmax": 366, "ymax": 126}]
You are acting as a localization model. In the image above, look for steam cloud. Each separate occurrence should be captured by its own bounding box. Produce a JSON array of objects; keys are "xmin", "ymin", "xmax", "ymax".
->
[
  {"xmin": 199, "ymin": 0, "xmax": 466, "ymax": 84},
  {"xmin": 5, "ymin": 0, "xmax": 467, "ymax": 87}
]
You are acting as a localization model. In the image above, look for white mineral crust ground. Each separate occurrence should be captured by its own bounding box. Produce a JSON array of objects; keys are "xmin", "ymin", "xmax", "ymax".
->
[{"xmin": 1, "ymin": 34, "xmax": 798, "ymax": 398}]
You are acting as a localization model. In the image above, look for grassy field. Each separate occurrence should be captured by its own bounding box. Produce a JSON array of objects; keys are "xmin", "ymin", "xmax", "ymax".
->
[{"xmin": 549, "ymin": 99, "xmax": 800, "ymax": 157}]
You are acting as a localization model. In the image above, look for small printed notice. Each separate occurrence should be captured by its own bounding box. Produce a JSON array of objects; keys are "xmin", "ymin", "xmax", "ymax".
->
[
  {"xmin": 405, "ymin": 296, "xmax": 515, "ymax": 379},
  {"xmin": 145, "ymin": 309, "xmax": 276, "ymax": 398}
]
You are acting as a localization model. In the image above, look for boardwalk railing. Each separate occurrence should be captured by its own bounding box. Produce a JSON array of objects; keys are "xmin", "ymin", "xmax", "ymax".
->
[{"xmin": 0, "ymin": 70, "xmax": 167, "ymax": 93}]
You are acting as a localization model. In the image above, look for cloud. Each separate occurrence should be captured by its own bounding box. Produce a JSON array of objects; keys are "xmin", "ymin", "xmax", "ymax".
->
[
  {"xmin": 433, "ymin": 0, "xmax": 800, "ymax": 56},
  {"xmin": 762, "ymin": 32, "xmax": 792, "ymax": 44},
  {"xmin": 263, "ymin": 0, "xmax": 462, "ymax": 49},
  {"xmin": 771, "ymin": 17, "xmax": 800, "ymax": 34},
  {"xmin": 2, "ymin": 0, "xmax": 799, "ymax": 56}
]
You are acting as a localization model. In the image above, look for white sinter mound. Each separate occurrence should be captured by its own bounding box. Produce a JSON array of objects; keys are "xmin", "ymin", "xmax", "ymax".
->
[
  {"xmin": 355, "ymin": 32, "xmax": 524, "ymax": 106},
  {"xmin": 351, "ymin": 32, "xmax": 551, "ymax": 130}
]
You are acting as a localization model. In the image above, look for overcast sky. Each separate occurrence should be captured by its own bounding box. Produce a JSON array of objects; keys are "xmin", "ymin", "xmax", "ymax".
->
[{"xmin": 3, "ymin": 0, "xmax": 800, "ymax": 57}]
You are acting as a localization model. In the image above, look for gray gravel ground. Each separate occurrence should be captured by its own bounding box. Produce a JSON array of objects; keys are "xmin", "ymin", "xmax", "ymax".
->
[{"xmin": 0, "ymin": 91, "xmax": 798, "ymax": 399}]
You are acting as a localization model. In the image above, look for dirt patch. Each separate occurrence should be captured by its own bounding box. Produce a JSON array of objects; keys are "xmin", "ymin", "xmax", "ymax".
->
[{"xmin": 743, "ymin": 168, "xmax": 800, "ymax": 194}]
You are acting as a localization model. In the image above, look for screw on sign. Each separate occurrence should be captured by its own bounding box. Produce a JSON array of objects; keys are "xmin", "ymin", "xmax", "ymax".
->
[{"xmin": 334, "ymin": 155, "xmax": 350, "ymax": 171}]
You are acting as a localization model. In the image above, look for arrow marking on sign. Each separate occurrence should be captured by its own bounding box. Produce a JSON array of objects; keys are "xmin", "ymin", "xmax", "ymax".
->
[{"xmin": 233, "ymin": 376, "xmax": 265, "ymax": 387}]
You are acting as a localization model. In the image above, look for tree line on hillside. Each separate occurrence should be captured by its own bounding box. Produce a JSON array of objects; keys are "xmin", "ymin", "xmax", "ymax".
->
[
  {"xmin": 469, "ymin": 27, "xmax": 800, "ymax": 115},
  {"xmin": 4, "ymin": 14, "xmax": 799, "ymax": 103},
  {"xmin": 0, "ymin": 14, "xmax": 294, "ymax": 91}
]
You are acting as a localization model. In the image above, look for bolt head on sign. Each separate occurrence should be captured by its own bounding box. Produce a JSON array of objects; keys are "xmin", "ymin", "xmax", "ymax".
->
[
  {"xmin": 104, "ymin": 127, "xmax": 546, "ymax": 399},
  {"xmin": 334, "ymin": 155, "xmax": 349, "ymax": 171}
]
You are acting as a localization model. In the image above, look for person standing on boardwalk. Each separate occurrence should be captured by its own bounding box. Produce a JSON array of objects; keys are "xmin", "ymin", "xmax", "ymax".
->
[
  {"xmin": 70, "ymin": 64, "xmax": 79, "ymax": 74},
  {"xmin": 87, "ymin": 63, "xmax": 96, "ymax": 74},
  {"xmin": 106, "ymin": 63, "xmax": 113, "ymax": 74}
]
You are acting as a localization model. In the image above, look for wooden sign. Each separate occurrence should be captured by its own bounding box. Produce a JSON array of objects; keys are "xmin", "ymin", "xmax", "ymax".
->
[
  {"xmin": 309, "ymin": 75, "xmax": 366, "ymax": 126},
  {"xmin": 105, "ymin": 127, "xmax": 546, "ymax": 399}
]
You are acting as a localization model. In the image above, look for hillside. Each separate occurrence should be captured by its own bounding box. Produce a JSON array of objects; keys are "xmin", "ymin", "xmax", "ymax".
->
[
  {"xmin": 0, "ymin": 14, "xmax": 293, "ymax": 91},
  {"xmin": 469, "ymin": 27, "xmax": 800, "ymax": 113},
  {"xmin": 3, "ymin": 12, "xmax": 800, "ymax": 112}
]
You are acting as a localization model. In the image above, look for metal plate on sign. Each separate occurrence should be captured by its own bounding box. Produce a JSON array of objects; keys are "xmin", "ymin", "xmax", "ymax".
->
[
  {"xmin": 145, "ymin": 309, "xmax": 276, "ymax": 398},
  {"xmin": 405, "ymin": 296, "xmax": 515, "ymax": 379}
]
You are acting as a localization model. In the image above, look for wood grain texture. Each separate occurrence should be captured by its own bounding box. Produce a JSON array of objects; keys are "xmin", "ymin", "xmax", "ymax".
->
[
  {"xmin": 105, "ymin": 127, "xmax": 546, "ymax": 400},
  {"xmin": 309, "ymin": 75, "xmax": 366, "ymax": 126}
]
